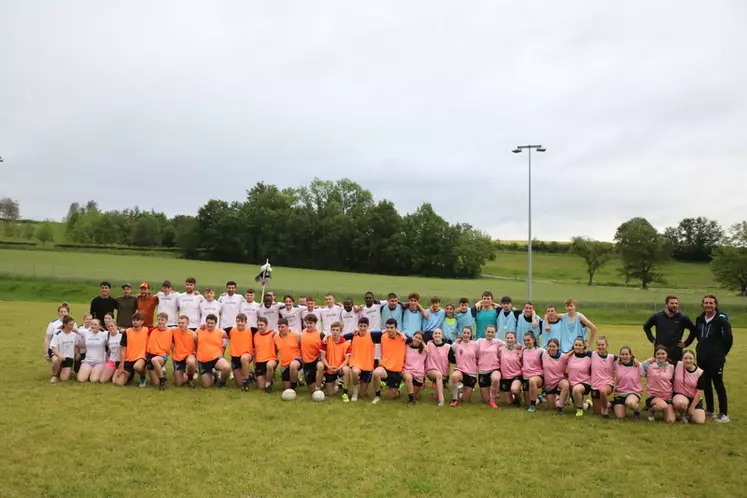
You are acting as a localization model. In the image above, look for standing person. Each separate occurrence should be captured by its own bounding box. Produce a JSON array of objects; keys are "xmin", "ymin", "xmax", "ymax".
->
[
  {"xmin": 195, "ymin": 314, "xmax": 231, "ymax": 389},
  {"xmin": 137, "ymin": 283, "xmax": 159, "ymax": 328},
  {"xmin": 590, "ymin": 336, "xmax": 616, "ymax": 418},
  {"xmin": 612, "ymin": 346, "xmax": 643, "ymax": 420},
  {"xmin": 240, "ymin": 288, "xmax": 260, "ymax": 330},
  {"xmin": 101, "ymin": 320, "xmax": 124, "ymax": 384},
  {"xmin": 426, "ymin": 328, "xmax": 451, "ymax": 406},
  {"xmin": 279, "ymin": 295, "xmax": 304, "ymax": 332},
  {"xmin": 257, "ymin": 293, "xmax": 281, "ymax": 332},
  {"xmin": 90, "ymin": 281, "xmax": 118, "ymax": 325},
  {"xmin": 371, "ymin": 319, "xmax": 407, "ymax": 404},
  {"xmin": 455, "ymin": 298, "xmax": 474, "ymax": 335},
  {"xmin": 176, "ymin": 277, "xmax": 204, "ymax": 330},
  {"xmin": 379, "ymin": 293, "xmax": 404, "ymax": 363},
  {"xmin": 402, "ymin": 331, "xmax": 428, "ymax": 405},
  {"xmin": 441, "ymin": 304, "xmax": 460, "ymax": 343},
  {"xmin": 199, "ymin": 288, "xmax": 223, "ymax": 328},
  {"xmin": 423, "ymin": 297, "xmax": 446, "ymax": 342},
  {"xmin": 340, "ymin": 299, "xmax": 359, "ymax": 336},
  {"xmin": 301, "ymin": 297, "xmax": 322, "ymax": 328},
  {"xmin": 471, "ymin": 291, "xmax": 498, "ymax": 340},
  {"xmin": 497, "ymin": 296, "xmax": 517, "ymax": 342},
  {"xmin": 155, "ymin": 280, "xmax": 180, "ymax": 327},
  {"xmin": 359, "ymin": 292, "xmax": 382, "ymax": 334},
  {"xmin": 542, "ymin": 338, "xmax": 570, "ymax": 414},
  {"xmin": 228, "ymin": 313, "xmax": 254, "ymax": 390},
  {"xmin": 172, "ymin": 315, "xmax": 198, "ymax": 388},
  {"xmin": 401, "ymin": 293, "xmax": 427, "ymax": 338},
  {"xmin": 77, "ymin": 319, "xmax": 108, "ymax": 383},
  {"xmin": 146, "ymin": 312, "xmax": 174, "ymax": 390},
  {"xmin": 543, "ymin": 305, "xmax": 564, "ymax": 350},
  {"xmin": 115, "ymin": 312, "xmax": 149, "ymax": 387},
  {"xmin": 320, "ymin": 322, "xmax": 352, "ymax": 401},
  {"xmin": 320, "ymin": 294, "xmax": 343, "ymax": 336},
  {"xmin": 49, "ymin": 316, "xmax": 78, "ymax": 383},
  {"xmin": 642, "ymin": 346, "xmax": 676, "ymax": 424},
  {"xmin": 450, "ymin": 327, "xmax": 479, "ymax": 407},
  {"xmin": 557, "ymin": 299, "xmax": 597, "ymax": 348},
  {"xmin": 476, "ymin": 325, "xmax": 503, "ymax": 409},
  {"xmin": 219, "ymin": 281, "xmax": 245, "ymax": 331},
  {"xmin": 672, "ymin": 350, "xmax": 707, "ymax": 424},
  {"xmin": 116, "ymin": 283, "xmax": 138, "ymax": 330},
  {"xmin": 45, "ymin": 303, "xmax": 70, "ymax": 362},
  {"xmin": 642, "ymin": 296, "xmax": 696, "ymax": 365},
  {"xmin": 511, "ymin": 301, "xmax": 541, "ymax": 341},
  {"xmin": 686, "ymin": 294, "xmax": 732, "ymax": 423}
]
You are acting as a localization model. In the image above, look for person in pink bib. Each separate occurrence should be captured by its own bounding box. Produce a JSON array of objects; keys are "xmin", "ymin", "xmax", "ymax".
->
[
  {"xmin": 499, "ymin": 331, "xmax": 523, "ymax": 406},
  {"xmin": 642, "ymin": 345, "xmax": 676, "ymax": 424},
  {"xmin": 450, "ymin": 327, "xmax": 478, "ymax": 407},
  {"xmin": 403, "ymin": 331, "xmax": 428, "ymax": 405},
  {"xmin": 521, "ymin": 332, "xmax": 544, "ymax": 413},
  {"xmin": 541, "ymin": 338, "xmax": 570, "ymax": 414},
  {"xmin": 476, "ymin": 325, "xmax": 503, "ymax": 409},
  {"xmin": 612, "ymin": 346, "xmax": 643, "ymax": 420},
  {"xmin": 568, "ymin": 337, "xmax": 593, "ymax": 417},
  {"xmin": 426, "ymin": 328, "xmax": 451, "ymax": 407},
  {"xmin": 591, "ymin": 336, "xmax": 616, "ymax": 418},
  {"xmin": 672, "ymin": 349, "xmax": 706, "ymax": 424}
]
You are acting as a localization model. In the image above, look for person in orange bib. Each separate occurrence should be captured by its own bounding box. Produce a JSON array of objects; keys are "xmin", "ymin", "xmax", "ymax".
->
[
  {"xmin": 115, "ymin": 312, "xmax": 150, "ymax": 387},
  {"xmin": 253, "ymin": 316, "xmax": 278, "ymax": 393},
  {"xmin": 371, "ymin": 318, "xmax": 408, "ymax": 403},
  {"xmin": 146, "ymin": 312, "xmax": 174, "ymax": 390},
  {"xmin": 195, "ymin": 314, "xmax": 231, "ymax": 389},
  {"xmin": 172, "ymin": 315, "xmax": 197, "ymax": 388},
  {"xmin": 321, "ymin": 321, "xmax": 352, "ymax": 401},
  {"xmin": 344, "ymin": 316, "xmax": 386, "ymax": 401},
  {"xmin": 301, "ymin": 314, "xmax": 325, "ymax": 394},
  {"xmin": 273, "ymin": 318, "xmax": 303, "ymax": 391},
  {"xmin": 229, "ymin": 313, "xmax": 254, "ymax": 390}
]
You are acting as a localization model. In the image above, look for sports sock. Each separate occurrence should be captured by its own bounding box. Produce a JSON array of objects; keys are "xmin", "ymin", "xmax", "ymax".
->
[
  {"xmin": 352, "ymin": 386, "xmax": 359, "ymax": 396},
  {"xmin": 343, "ymin": 388, "xmax": 348, "ymax": 395},
  {"xmin": 530, "ymin": 400, "xmax": 536, "ymax": 407},
  {"xmin": 450, "ymin": 382, "xmax": 459, "ymax": 401},
  {"xmin": 375, "ymin": 390, "xmax": 381, "ymax": 397},
  {"xmin": 408, "ymin": 393, "xmax": 414, "ymax": 401},
  {"xmin": 291, "ymin": 382, "xmax": 298, "ymax": 389}
]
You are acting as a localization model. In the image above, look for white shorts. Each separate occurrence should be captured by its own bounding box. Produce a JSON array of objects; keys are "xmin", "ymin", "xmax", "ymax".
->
[{"xmin": 83, "ymin": 360, "xmax": 106, "ymax": 369}]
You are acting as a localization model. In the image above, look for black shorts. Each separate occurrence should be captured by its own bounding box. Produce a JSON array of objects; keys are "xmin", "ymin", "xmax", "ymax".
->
[
  {"xmin": 591, "ymin": 385, "xmax": 614, "ymax": 399},
  {"xmin": 543, "ymin": 386, "xmax": 560, "ymax": 396},
  {"xmin": 255, "ymin": 361, "xmax": 268, "ymax": 377},
  {"xmin": 645, "ymin": 396, "xmax": 673, "ymax": 410},
  {"xmin": 613, "ymin": 393, "xmax": 640, "ymax": 405},
  {"xmin": 60, "ymin": 357, "xmax": 74, "ymax": 369},
  {"xmin": 522, "ymin": 376, "xmax": 543, "ymax": 391},
  {"xmin": 324, "ymin": 372, "xmax": 343, "ymax": 384},
  {"xmin": 47, "ymin": 348, "xmax": 53, "ymax": 358},
  {"xmin": 500, "ymin": 376, "xmax": 522, "ymax": 392},
  {"xmin": 675, "ymin": 394, "xmax": 704, "ymax": 411},
  {"xmin": 354, "ymin": 369, "xmax": 373, "ymax": 384},
  {"xmin": 231, "ymin": 355, "xmax": 250, "ymax": 371},
  {"xmin": 199, "ymin": 358, "xmax": 219, "ymax": 376},
  {"xmin": 123, "ymin": 360, "xmax": 142, "ymax": 374},
  {"xmin": 383, "ymin": 369, "xmax": 403, "ymax": 389},
  {"xmin": 572, "ymin": 383, "xmax": 591, "ymax": 395},
  {"xmin": 412, "ymin": 377, "xmax": 424, "ymax": 387},
  {"xmin": 281, "ymin": 362, "xmax": 301, "ymax": 382},
  {"xmin": 73, "ymin": 352, "xmax": 85, "ymax": 373},
  {"xmin": 173, "ymin": 359, "xmax": 188, "ymax": 371},
  {"xmin": 146, "ymin": 353, "xmax": 168, "ymax": 370},
  {"xmin": 478, "ymin": 371, "xmax": 497, "ymax": 389},
  {"xmin": 459, "ymin": 372, "xmax": 477, "ymax": 389},
  {"xmin": 303, "ymin": 360, "xmax": 321, "ymax": 385}
]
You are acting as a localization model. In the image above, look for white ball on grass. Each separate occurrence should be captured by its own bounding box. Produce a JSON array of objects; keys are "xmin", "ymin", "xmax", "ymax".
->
[
  {"xmin": 312, "ymin": 390, "xmax": 325, "ymax": 402},
  {"xmin": 281, "ymin": 389, "xmax": 297, "ymax": 401}
]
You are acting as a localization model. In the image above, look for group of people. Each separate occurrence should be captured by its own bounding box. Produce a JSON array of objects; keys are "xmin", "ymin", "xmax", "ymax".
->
[{"xmin": 43, "ymin": 279, "xmax": 733, "ymax": 423}]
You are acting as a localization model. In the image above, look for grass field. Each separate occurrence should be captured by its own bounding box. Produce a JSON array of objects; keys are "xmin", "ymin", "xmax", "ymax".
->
[{"xmin": 0, "ymin": 301, "xmax": 744, "ymax": 497}]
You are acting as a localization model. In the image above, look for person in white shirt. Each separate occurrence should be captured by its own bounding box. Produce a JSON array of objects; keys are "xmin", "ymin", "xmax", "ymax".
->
[
  {"xmin": 50, "ymin": 316, "xmax": 78, "ymax": 383},
  {"xmin": 239, "ymin": 288, "xmax": 260, "ymax": 329},
  {"xmin": 45, "ymin": 303, "xmax": 71, "ymax": 361},
  {"xmin": 279, "ymin": 295, "xmax": 304, "ymax": 331},
  {"xmin": 301, "ymin": 297, "xmax": 321, "ymax": 325},
  {"xmin": 155, "ymin": 280, "xmax": 181, "ymax": 326},
  {"xmin": 177, "ymin": 277, "xmax": 204, "ymax": 330},
  {"xmin": 101, "ymin": 320, "xmax": 124, "ymax": 384},
  {"xmin": 77, "ymin": 319, "xmax": 108, "ymax": 382},
  {"xmin": 218, "ymin": 280, "xmax": 245, "ymax": 331},
  {"xmin": 340, "ymin": 298, "xmax": 359, "ymax": 335},
  {"xmin": 257, "ymin": 294, "xmax": 280, "ymax": 330},
  {"xmin": 199, "ymin": 288, "xmax": 223, "ymax": 328},
  {"xmin": 320, "ymin": 294, "xmax": 343, "ymax": 336},
  {"xmin": 73, "ymin": 313, "xmax": 93, "ymax": 373},
  {"xmin": 360, "ymin": 292, "xmax": 383, "ymax": 331}
]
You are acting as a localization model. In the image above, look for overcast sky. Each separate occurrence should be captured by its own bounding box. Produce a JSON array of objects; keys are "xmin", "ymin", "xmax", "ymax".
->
[{"xmin": 1, "ymin": 1, "xmax": 746, "ymax": 241}]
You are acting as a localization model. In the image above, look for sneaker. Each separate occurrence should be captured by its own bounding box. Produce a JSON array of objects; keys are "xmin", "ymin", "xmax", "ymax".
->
[
  {"xmin": 437, "ymin": 400, "xmax": 444, "ymax": 407},
  {"xmin": 342, "ymin": 393, "xmax": 350, "ymax": 403},
  {"xmin": 601, "ymin": 413, "xmax": 610, "ymax": 419},
  {"xmin": 528, "ymin": 405, "xmax": 537, "ymax": 413},
  {"xmin": 576, "ymin": 408, "xmax": 584, "ymax": 417},
  {"xmin": 49, "ymin": 376, "xmax": 58, "ymax": 384},
  {"xmin": 632, "ymin": 411, "xmax": 640, "ymax": 420},
  {"xmin": 407, "ymin": 399, "xmax": 415, "ymax": 406},
  {"xmin": 450, "ymin": 400, "xmax": 459, "ymax": 407},
  {"xmin": 221, "ymin": 383, "xmax": 229, "ymax": 391},
  {"xmin": 188, "ymin": 380, "xmax": 195, "ymax": 389},
  {"xmin": 380, "ymin": 381, "xmax": 387, "ymax": 390},
  {"xmin": 351, "ymin": 393, "xmax": 358, "ymax": 402},
  {"xmin": 556, "ymin": 407, "xmax": 564, "ymax": 415},
  {"xmin": 371, "ymin": 396, "xmax": 381, "ymax": 404},
  {"xmin": 264, "ymin": 385, "xmax": 272, "ymax": 394},
  {"xmin": 537, "ymin": 394, "xmax": 546, "ymax": 404},
  {"xmin": 159, "ymin": 383, "xmax": 167, "ymax": 391},
  {"xmin": 715, "ymin": 414, "xmax": 730, "ymax": 424},
  {"xmin": 138, "ymin": 379, "xmax": 147, "ymax": 388},
  {"xmin": 489, "ymin": 400, "xmax": 498, "ymax": 409},
  {"xmin": 229, "ymin": 372, "xmax": 235, "ymax": 380},
  {"xmin": 240, "ymin": 384, "xmax": 248, "ymax": 392},
  {"xmin": 705, "ymin": 411, "xmax": 716, "ymax": 418},
  {"xmin": 648, "ymin": 411, "xmax": 655, "ymax": 422},
  {"xmin": 679, "ymin": 415, "xmax": 689, "ymax": 424}
]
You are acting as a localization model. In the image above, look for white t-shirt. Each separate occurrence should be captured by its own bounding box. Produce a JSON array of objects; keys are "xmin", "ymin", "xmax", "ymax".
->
[
  {"xmin": 46, "ymin": 319, "xmax": 63, "ymax": 340},
  {"xmin": 279, "ymin": 306, "xmax": 304, "ymax": 331},
  {"xmin": 239, "ymin": 301, "xmax": 260, "ymax": 328},
  {"xmin": 320, "ymin": 305, "xmax": 343, "ymax": 336},
  {"xmin": 301, "ymin": 308, "xmax": 321, "ymax": 326},
  {"xmin": 177, "ymin": 293, "xmax": 204, "ymax": 328},
  {"xmin": 50, "ymin": 331, "xmax": 77, "ymax": 359},
  {"xmin": 200, "ymin": 300, "xmax": 223, "ymax": 326},
  {"xmin": 218, "ymin": 293, "xmax": 245, "ymax": 328},
  {"xmin": 361, "ymin": 303, "xmax": 383, "ymax": 331},
  {"xmin": 107, "ymin": 332, "xmax": 123, "ymax": 362},
  {"xmin": 81, "ymin": 330, "xmax": 108, "ymax": 364},
  {"xmin": 156, "ymin": 291, "xmax": 181, "ymax": 325},
  {"xmin": 340, "ymin": 308, "xmax": 359, "ymax": 335},
  {"xmin": 256, "ymin": 304, "xmax": 280, "ymax": 331},
  {"xmin": 77, "ymin": 326, "xmax": 91, "ymax": 352}
]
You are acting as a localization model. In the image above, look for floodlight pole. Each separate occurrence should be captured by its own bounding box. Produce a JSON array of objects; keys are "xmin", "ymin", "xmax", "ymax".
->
[{"xmin": 512, "ymin": 145, "xmax": 546, "ymax": 301}]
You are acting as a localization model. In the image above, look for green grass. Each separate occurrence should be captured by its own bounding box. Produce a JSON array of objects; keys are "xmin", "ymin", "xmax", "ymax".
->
[{"xmin": 1, "ymin": 301, "xmax": 744, "ymax": 497}]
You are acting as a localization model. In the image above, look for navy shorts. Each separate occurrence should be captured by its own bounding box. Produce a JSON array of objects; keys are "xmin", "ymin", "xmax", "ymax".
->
[
  {"xmin": 303, "ymin": 360, "xmax": 321, "ymax": 385},
  {"xmin": 199, "ymin": 358, "xmax": 219, "ymax": 376},
  {"xmin": 478, "ymin": 371, "xmax": 497, "ymax": 389},
  {"xmin": 645, "ymin": 396, "xmax": 673, "ymax": 410},
  {"xmin": 591, "ymin": 385, "xmax": 613, "ymax": 399},
  {"xmin": 231, "ymin": 355, "xmax": 251, "ymax": 371},
  {"xmin": 146, "ymin": 353, "xmax": 169, "ymax": 370},
  {"xmin": 123, "ymin": 359, "xmax": 144, "ymax": 374},
  {"xmin": 324, "ymin": 371, "xmax": 343, "ymax": 384},
  {"xmin": 384, "ymin": 369, "xmax": 402, "ymax": 389},
  {"xmin": 500, "ymin": 376, "xmax": 522, "ymax": 392},
  {"xmin": 255, "ymin": 361, "xmax": 269, "ymax": 377},
  {"xmin": 522, "ymin": 376, "xmax": 544, "ymax": 391},
  {"xmin": 173, "ymin": 359, "xmax": 188, "ymax": 371},
  {"xmin": 354, "ymin": 368, "xmax": 373, "ymax": 383},
  {"xmin": 60, "ymin": 357, "xmax": 74, "ymax": 369},
  {"xmin": 572, "ymin": 383, "xmax": 591, "ymax": 395}
]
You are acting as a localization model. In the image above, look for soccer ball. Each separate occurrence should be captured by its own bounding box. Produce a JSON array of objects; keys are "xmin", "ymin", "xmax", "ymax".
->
[
  {"xmin": 312, "ymin": 390, "xmax": 325, "ymax": 402},
  {"xmin": 583, "ymin": 400, "xmax": 593, "ymax": 411},
  {"xmin": 281, "ymin": 389, "xmax": 297, "ymax": 401}
]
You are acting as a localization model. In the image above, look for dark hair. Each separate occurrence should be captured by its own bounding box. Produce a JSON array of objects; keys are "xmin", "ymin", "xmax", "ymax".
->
[
  {"xmin": 365, "ymin": 291, "xmax": 374, "ymax": 297},
  {"xmin": 205, "ymin": 314, "xmax": 218, "ymax": 323},
  {"xmin": 665, "ymin": 295, "xmax": 678, "ymax": 304},
  {"xmin": 430, "ymin": 296, "xmax": 440, "ymax": 304},
  {"xmin": 412, "ymin": 331, "xmax": 425, "ymax": 353},
  {"xmin": 236, "ymin": 313, "xmax": 247, "ymax": 322},
  {"xmin": 161, "ymin": 280, "xmax": 172, "ymax": 288},
  {"xmin": 358, "ymin": 317, "xmax": 369, "ymax": 325},
  {"xmin": 330, "ymin": 321, "xmax": 342, "ymax": 331},
  {"xmin": 100, "ymin": 281, "xmax": 111, "ymax": 288},
  {"xmin": 546, "ymin": 338, "xmax": 560, "ymax": 348},
  {"xmin": 226, "ymin": 281, "xmax": 237, "ymax": 287},
  {"xmin": 459, "ymin": 297, "xmax": 469, "ymax": 304},
  {"xmin": 62, "ymin": 315, "xmax": 75, "ymax": 326},
  {"xmin": 654, "ymin": 344, "xmax": 668, "ymax": 357},
  {"xmin": 257, "ymin": 316, "xmax": 268, "ymax": 325},
  {"xmin": 408, "ymin": 293, "xmax": 420, "ymax": 301},
  {"xmin": 546, "ymin": 304, "xmax": 556, "ymax": 310},
  {"xmin": 702, "ymin": 294, "xmax": 719, "ymax": 307},
  {"xmin": 304, "ymin": 314, "xmax": 318, "ymax": 324},
  {"xmin": 523, "ymin": 332, "xmax": 537, "ymax": 347},
  {"xmin": 385, "ymin": 318, "xmax": 398, "ymax": 327},
  {"xmin": 482, "ymin": 290, "xmax": 493, "ymax": 299},
  {"xmin": 387, "ymin": 293, "xmax": 397, "ymax": 299},
  {"xmin": 246, "ymin": 288, "xmax": 255, "ymax": 294},
  {"xmin": 461, "ymin": 326, "xmax": 473, "ymax": 339},
  {"xmin": 132, "ymin": 312, "xmax": 144, "ymax": 320},
  {"xmin": 618, "ymin": 346, "xmax": 634, "ymax": 363},
  {"xmin": 500, "ymin": 296, "xmax": 512, "ymax": 304},
  {"xmin": 277, "ymin": 318, "xmax": 289, "ymax": 326},
  {"xmin": 283, "ymin": 294, "xmax": 294, "ymax": 302},
  {"xmin": 185, "ymin": 277, "xmax": 196, "ymax": 284}
]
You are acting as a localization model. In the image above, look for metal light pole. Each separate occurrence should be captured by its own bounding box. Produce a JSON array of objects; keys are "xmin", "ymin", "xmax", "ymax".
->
[{"xmin": 512, "ymin": 145, "xmax": 546, "ymax": 300}]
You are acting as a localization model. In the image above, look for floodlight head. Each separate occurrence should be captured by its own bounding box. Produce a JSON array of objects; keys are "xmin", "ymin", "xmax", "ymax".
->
[
  {"xmin": 536, "ymin": 147, "xmax": 546, "ymax": 152},
  {"xmin": 512, "ymin": 148, "xmax": 522, "ymax": 154}
]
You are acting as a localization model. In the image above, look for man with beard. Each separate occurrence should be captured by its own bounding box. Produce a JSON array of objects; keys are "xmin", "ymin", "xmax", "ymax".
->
[{"xmin": 643, "ymin": 295, "xmax": 696, "ymax": 364}]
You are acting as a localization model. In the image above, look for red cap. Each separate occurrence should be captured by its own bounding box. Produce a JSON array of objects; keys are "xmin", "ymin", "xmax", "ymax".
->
[{"xmin": 139, "ymin": 282, "xmax": 149, "ymax": 289}]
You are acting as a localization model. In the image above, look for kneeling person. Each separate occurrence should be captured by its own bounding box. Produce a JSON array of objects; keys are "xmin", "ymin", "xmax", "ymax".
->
[
  {"xmin": 273, "ymin": 318, "xmax": 303, "ymax": 391},
  {"xmin": 173, "ymin": 315, "xmax": 197, "ymax": 387},
  {"xmin": 49, "ymin": 316, "xmax": 78, "ymax": 383},
  {"xmin": 301, "ymin": 315, "xmax": 325, "ymax": 393},
  {"xmin": 116, "ymin": 312, "xmax": 149, "ymax": 387},
  {"xmin": 229, "ymin": 313, "xmax": 255, "ymax": 390},
  {"xmin": 196, "ymin": 314, "xmax": 231, "ymax": 389},
  {"xmin": 371, "ymin": 319, "xmax": 407, "ymax": 404},
  {"xmin": 321, "ymin": 321, "xmax": 352, "ymax": 401},
  {"xmin": 147, "ymin": 312, "xmax": 174, "ymax": 390}
]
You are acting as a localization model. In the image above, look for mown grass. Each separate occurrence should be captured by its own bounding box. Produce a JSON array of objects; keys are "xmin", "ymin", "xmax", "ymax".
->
[
  {"xmin": 0, "ymin": 250, "xmax": 743, "ymax": 312},
  {"xmin": 0, "ymin": 301, "xmax": 744, "ymax": 498}
]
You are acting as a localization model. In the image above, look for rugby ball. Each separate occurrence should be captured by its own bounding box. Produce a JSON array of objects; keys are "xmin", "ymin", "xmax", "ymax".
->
[
  {"xmin": 281, "ymin": 389, "xmax": 297, "ymax": 401},
  {"xmin": 312, "ymin": 390, "xmax": 325, "ymax": 402}
]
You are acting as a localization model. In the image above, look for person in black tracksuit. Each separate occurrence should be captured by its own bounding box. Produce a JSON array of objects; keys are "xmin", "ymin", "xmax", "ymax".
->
[
  {"xmin": 643, "ymin": 296, "xmax": 696, "ymax": 365},
  {"xmin": 684, "ymin": 295, "xmax": 733, "ymax": 420}
]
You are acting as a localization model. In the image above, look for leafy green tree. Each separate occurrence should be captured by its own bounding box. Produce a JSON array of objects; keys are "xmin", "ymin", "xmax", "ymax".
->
[
  {"xmin": 570, "ymin": 236, "xmax": 616, "ymax": 286},
  {"xmin": 614, "ymin": 217, "xmax": 671, "ymax": 289},
  {"xmin": 130, "ymin": 215, "xmax": 162, "ymax": 247},
  {"xmin": 0, "ymin": 197, "xmax": 20, "ymax": 221},
  {"xmin": 711, "ymin": 246, "xmax": 747, "ymax": 296},
  {"xmin": 728, "ymin": 221, "xmax": 747, "ymax": 247},
  {"xmin": 35, "ymin": 222, "xmax": 55, "ymax": 246},
  {"xmin": 664, "ymin": 217, "xmax": 724, "ymax": 262}
]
